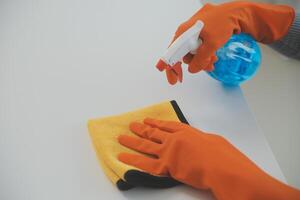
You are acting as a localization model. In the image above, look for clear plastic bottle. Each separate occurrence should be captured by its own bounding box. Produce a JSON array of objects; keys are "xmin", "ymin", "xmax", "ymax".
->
[{"xmin": 207, "ymin": 33, "xmax": 261, "ymax": 85}]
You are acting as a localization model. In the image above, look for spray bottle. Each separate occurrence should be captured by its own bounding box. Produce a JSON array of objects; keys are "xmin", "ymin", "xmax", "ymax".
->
[{"xmin": 156, "ymin": 20, "xmax": 261, "ymax": 85}]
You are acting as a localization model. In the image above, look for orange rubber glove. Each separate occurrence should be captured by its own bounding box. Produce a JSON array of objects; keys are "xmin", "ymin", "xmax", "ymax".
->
[
  {"xmin": 159, "ymin": 1, "xmax": 295, "ymax": 84},
  {"xmin": 118, "ymin": 118, "xmax": 300, "ymax": 200}
]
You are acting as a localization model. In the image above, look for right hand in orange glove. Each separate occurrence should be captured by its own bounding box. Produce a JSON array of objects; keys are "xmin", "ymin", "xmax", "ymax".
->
[
  {"xmin": 159, "ymin": 1, "xmax": 295, "ymax": 84},
  {"xmin": 118, "ymin": 118, "xmax": 300, "ymax": 200}
]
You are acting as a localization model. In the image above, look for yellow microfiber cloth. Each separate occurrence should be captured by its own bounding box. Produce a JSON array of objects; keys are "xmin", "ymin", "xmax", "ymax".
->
[
  {"xmin": 98, "ymin": 152, "xmax": 134, "ymax": 190},
  {"xmin": 87, "ymin": 100, "xmax": 189, "ymax": 190}
]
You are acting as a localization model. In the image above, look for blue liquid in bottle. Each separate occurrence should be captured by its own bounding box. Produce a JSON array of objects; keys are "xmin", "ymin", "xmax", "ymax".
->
[{"xmin": 207, "ymin": 33, "xmax": 261, "ymax": 85}]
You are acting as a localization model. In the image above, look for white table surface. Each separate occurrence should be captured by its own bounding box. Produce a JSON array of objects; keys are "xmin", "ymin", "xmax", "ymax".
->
[{"xmin": 0, "ymin": 0, "xmax": 286, "ymax": 199}]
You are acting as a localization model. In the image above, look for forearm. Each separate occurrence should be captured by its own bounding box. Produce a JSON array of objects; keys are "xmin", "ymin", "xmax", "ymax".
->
[
  {"xmin": 253, "ymin": 172, "xmax": 300, "ymax": 200},
  {"xmin": 269, "ymin": 13, "xmax": 300, "ymax": 59},
  {"xmin": 211, "ymin": 167, "xmax": 300, "ymax": 200}
]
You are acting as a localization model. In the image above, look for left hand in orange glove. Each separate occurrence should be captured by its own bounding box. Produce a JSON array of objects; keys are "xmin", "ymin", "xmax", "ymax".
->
[{"xmin": 118, "ymin": 118, "xmax": 300, "ymax": 200}]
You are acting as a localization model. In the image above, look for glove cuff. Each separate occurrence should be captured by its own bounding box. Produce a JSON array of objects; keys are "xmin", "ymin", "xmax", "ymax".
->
[
  {"xmin": 238, "ymin": 2, "xmax": 295, "ymax": 43},
  {"xmin": 269, "ymin": 12, "xmax": 300, "ymax": 59}
]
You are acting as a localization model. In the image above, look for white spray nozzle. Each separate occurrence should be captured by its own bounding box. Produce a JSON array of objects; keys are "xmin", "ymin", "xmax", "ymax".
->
[{"xmin": 156, "ymin": 20, "xmax": 204, "ymax": 72}]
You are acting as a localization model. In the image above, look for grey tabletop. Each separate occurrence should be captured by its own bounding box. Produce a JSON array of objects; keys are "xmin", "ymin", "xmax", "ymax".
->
[{"xmin": 0, "ymin": 0, "xmax": 286, "ymax": 199}]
